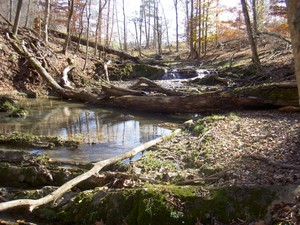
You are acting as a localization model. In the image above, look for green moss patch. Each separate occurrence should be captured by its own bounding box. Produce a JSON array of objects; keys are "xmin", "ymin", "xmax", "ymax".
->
[
  {"xmin": 52, "ymin": 185, "xmax": 278, "ymax": 225},
  {"xmin": 131, "ymin": 64, "xmax": 165, "ymax": 80},
  {"xmin": 0, "ymin": 131, "xmax": 80, "ymax": 149},
  {"xmin": 0, "ymin": 96, "xmax": 28, "ymax": 117},
  {"xmin": 233, "ymin": 83, "xmax": 298, "ymax": 106}
]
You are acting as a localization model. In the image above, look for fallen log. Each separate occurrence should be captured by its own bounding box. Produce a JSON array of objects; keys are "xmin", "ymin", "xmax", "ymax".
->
[
  {"xmin": 130, "ymin": 77, "xmax": 185, "ymax": 96},
  {"xmin": 7, "ymin": 34, "xmax": 299, "ymax": 113},
  {"xmin": 101, "ymin": 84, "xmax": 146, "ymax": 97},
  {"xmin": 49, "ymin": 29, "xmax": 142, "ymax": 64},
  {"xmin": 0, "ymin": 129, "xmax": 181, "ymax": 212},
  {"xmin": 99, "ymin": 83, "xmax": 299, "ymax": 113},
  {"xmin": 61, "ymin": 65, "xmax": 75, "ymax": 89},
  {"xmin": 14, "ymin": 36, "xmax": 98, "ymax": 103}
]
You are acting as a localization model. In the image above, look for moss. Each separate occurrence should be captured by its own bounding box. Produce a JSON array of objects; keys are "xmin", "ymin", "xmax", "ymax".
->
[
  {"xmin": 191, "ymin": 114, "xmax": 226, "ymax": 136},
  {"xmin": 54, "ymin": 185, "xmax": 277, "ymax": 225},
  {"xmin": 135, "ymin": 151, "xmax": 178, "ymax": 172},
  {"xmin": 233, "ymin": 84, "xmax": 298, "ymax": 105},
  {"xmin": 9, "ymin": 108, "xmax": 29, "ymax": 117},
  {"xmin": 0, "ymin": 96, "xmax": 29, "ymax": 117},
  {"xmin": 131, "ymin": 64, "xmax": 165, "ymax": 80},
  {"xmin": 58, "ymin": 190, "xmax": 97, "ymax": 224},
  {"xmin": 0, "ymin": 96, "xmax": 18, "ymax": 111},
  {"xmin": 0, "ymin": 131, "xmax": 39, "ymax": 146},
  {"xmin": 0, "ymin": 131, "xmax": 81, "ymax": 149}
]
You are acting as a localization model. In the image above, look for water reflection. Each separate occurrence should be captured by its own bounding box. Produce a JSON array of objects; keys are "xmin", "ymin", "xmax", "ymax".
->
[{"xmin": 0, "ymin": 98, "xmax": 180, "ymax": 162}]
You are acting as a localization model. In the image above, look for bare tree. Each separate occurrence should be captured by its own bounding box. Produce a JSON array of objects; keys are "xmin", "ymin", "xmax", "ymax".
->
[
  {"xmin": 75, "ymin": 0, "xmax": 87, "ymax": 54},
  {"xmin": 286, "ymin": 0, "xmax": 300, "ymax": 105},
  {"xmin": 197, "ymin": 0, "xmax": 202, "ymax": 57},
  {"xmin": 63, "ymin": 0, "xmax": 74, "ymax": 54},
  {"xmin": 12, "ymin": 0, "xmax": 23, "ymax": 36},
  {"xmin": 173, "ymin": 0, "xmax": 179, "ymax": 52},
  {"xmin": 43, "ymin": 0, "xmax": 51, "ymax": 43},
  {"xmin": 215, "ymin": 0, "xmax": 219, "ymax": 47},
  {"xmin": 241, "ymin": 0, "xmax": 261, "ymax": 69},
  {"xmin": 24, "ymin": 0, "xmax": 31, "ymax": 28},
  {"xmin": 105, "ymin": 0, "xmax": 111, "ymax": 46},
  {"xmin": 9, "ymin": 0, "xmax": 13, "ymax": 22},
  {"xmin": 189, "ymin": 0, "xmax": 197, "ymax": 59},
  {"xmin": 184, "ymin": 0, "xmax": 189, "ymax": 48},
  {"xmin": 83, "ymin": 0, "xmax": 92, "ymax": 70},
  {"xmin": 95, "ymin": 0, "xmax": 108, "ymax": 55},
  {"xmin": 133, "ymin": 17, "xmax": 141, "ymax": 55},
  {"xmin": 122, "ymin": 0, "xmax": 127, "ymax": 51},
  {"xmin": 251, "ymin": 0, "xmax": 258, "ymax": 36}
]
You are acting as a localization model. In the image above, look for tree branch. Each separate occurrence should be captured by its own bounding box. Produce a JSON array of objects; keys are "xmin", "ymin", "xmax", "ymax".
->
[{"xmin": 0, "ymin": 128, "xmax": 181, "ymax": 212}]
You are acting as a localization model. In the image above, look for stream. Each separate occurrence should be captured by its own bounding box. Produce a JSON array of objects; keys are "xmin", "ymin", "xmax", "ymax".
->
[{"xmin": 0, "ymin": 98, "xmax": 185, "ymax": 163}]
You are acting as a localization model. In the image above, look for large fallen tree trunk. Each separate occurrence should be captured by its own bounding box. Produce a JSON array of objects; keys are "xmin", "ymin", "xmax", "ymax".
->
[
  {"xmin": 49, "ymin": 29, "xmax": 142, "ymax": 64},
  {"xmin": 98, "ymin": 83, "xmax": 298, "ymax": 113},
  {"xmin": 0, "ymin": 129, "xmax": 181, "ymax": 212},
  {"xmin": 7, "ymin": 34, "xmax": 299, "ymax": 113}
]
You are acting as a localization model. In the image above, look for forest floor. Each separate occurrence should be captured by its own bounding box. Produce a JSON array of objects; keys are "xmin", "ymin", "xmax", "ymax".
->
[
  {"xmin": 131, "ymin": 111, "xmax": 300, "ymax": 224},
  {"xmin": 0, "ymin": 23, "xmax": 299, "ymax": 224}
]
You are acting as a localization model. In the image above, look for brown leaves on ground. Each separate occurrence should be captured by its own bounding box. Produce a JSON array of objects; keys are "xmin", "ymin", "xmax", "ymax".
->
[{"xmin": 134, "ymin": 111, "xmax": 300, "ymax": 187}]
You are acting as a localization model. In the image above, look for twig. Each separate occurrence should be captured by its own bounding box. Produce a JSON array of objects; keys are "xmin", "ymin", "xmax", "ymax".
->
[
  {"xmin": 0, "ymin": 13, "xmax": 12, "ymax": 26},
  {"xmin": 199, "ymin": 129, "xmax": 212, "ymax": 143}
]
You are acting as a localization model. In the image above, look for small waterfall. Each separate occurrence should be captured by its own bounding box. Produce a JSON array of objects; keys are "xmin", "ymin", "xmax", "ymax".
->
[
  {"xmin": 161, "ymin": 69, "xmax": 181, "ymax": 80},
  {"xmin": 160, "ymin": 67, "xmax": 216, "ymax": 80}
]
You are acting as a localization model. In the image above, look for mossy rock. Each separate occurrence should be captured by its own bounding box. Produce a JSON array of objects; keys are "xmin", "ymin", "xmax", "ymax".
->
[
  {"xmin": 0, "ymin": 131, "xmax": 80, "ymax": 149},
  {"xmin": 131, "ymin": 64, "xmax": 165, "ymax": 80},
  {"xmin": 0, "ymin": 96, "xmax": 29, "ymax": 117},
  {"xmin": 0, "ymin": 96, "xmax": 18, "ymax": 112},
  {"xmin": 9, "ymin": 108, "xmax": 29, "ymax": 117},
  {"xmin": 53, "ymin": 185, "xmax": 281, "ymax": 225}
]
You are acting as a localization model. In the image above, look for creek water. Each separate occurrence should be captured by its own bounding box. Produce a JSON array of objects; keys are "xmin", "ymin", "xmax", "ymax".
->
[{"xmin": 0, "ymin": 98, "xmax": 184, "ymax": 163}]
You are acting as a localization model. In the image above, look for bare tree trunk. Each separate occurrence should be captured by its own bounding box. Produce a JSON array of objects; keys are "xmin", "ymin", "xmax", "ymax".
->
[
  {"xmin": 24, "ymin": 0, "xmax": 31, "ymax": 28},
  {"xmin": 152, "ymin": 0, "xmax": 157, "ymax": 50},
  {"xmin": 105, "ymin": 0, "xmax": 111, "ymax": 46},
  {"xmin": 147, "ymin": 1, "xmax": 151, "ymax": 48},
  {"xmin": 133, "ymin": 19, "xmax": 140, "ymax": 53},
  {"xmin": 83, "ymin": 0, "xmax": 91, "ymax": 70},
  {"xmin": 63, "ymin": 0, "xmax": 74, "ymax": 54},
  {"xmin": 122, "ymin": 0, "xmax": 127, "ymax": 52},
  {"xmin": 95, "ymin": 0, "xmax": 108, "ymax": 55},
  {"xmin": 189, "ymin": 0, "xmax": 196, "ymax": 59},
  {"xmin": 76, "ymin": 0, "xmax": 88, "ymax": 54},
  {"xmin": 115, "ymin": 0, "xmax": 122, "ymax": 50},
  {"xmin": 43, "ymin": 0, "xmax": 50, "ymax": 43},
  {"xmin": 9, "ymin": 0, "xmax": 13, "ymax": 22},
  {"xmin": 197, "ymin": 0, "xmax": 202, "ymax": 58},
  {"xmin": 252, "ymin": 0, "xmax": 258, "ymax": 36},
  {"xmin": 201, "ymin": 0, "xmax": 205, "ymax": 54},
  {"xmin": 108, "ymin": 0, "xmax": 115, "ymax": 46},
  {"xmin": 161, "ymin": 5, "xmax": 171, "ymax": 52},
  {"xmin": 174, "ymin": 0, "xmax": 179, "ymax": 52},
  {"xmin": 215, "ymin": 0, "xmax": 219, "ymax": 47},
  {"xmin": 12, "ymin": 0, "xmax": 23, "ymax": 36},
  {"xmin": 203, "ymin": 0, "xmax": 210, "ymax": 57},
  {"xmin": 241, "ymin": 0, "xmax": 261, "ymax": 69},
  {"xmin": 185, "ymin": 0, "xmax": 189, "ymax": 48},
  {"xmin": 286, "ymin": 0, "xmax": 300, "ymax": 105}
]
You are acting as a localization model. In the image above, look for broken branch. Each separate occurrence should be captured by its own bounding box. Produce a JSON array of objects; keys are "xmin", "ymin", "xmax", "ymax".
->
[{"xmin": 0, "ymin": 128, "xmax": 181, "ymax": 212}]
